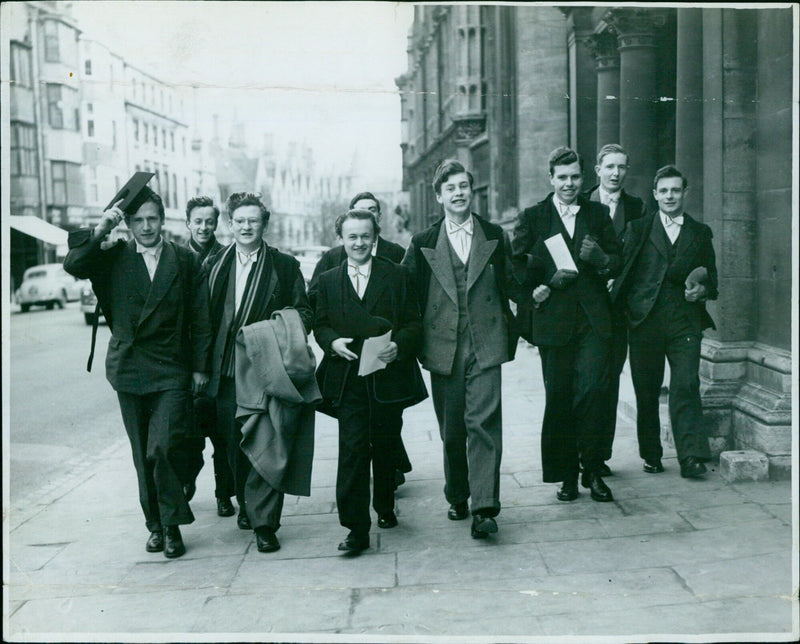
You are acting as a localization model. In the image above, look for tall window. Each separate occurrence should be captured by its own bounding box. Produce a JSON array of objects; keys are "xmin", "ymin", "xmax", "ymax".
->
[
  {"xmin": 163, "ymin": 168, "xmax": 170, "ymax": 208},
  {"xmin": 133, "ymin": 118, "xmax": 139, "ymax": 142},
  {"xmin": 10, "ymin": 42, "xmax": 32, "ymax": 88},
  {"xmin": 162, "ymin": 127, "xmax": 167, "ymax": 149},
  {"xmin": 180, "ymin": 175, "xmax": 185, "ymax": 208},
  {"xmin": 10, "ymin": 122, "xmax": 37, "ymax": 177},
  {"xmin": 50, "ymin": 161, "xmax": 83, "ymax": 205},
  {"xmin": 170, "ymin": 131, "xmax": 175, "ymax": 152},
  {"xmin": 112, "ymin": 120, "xmax": 117, "ymax": 149},
  {"xmin": 46, "ymin": 84, "xmax": 79, "ymax": 130},
  {"xmin": 153, "ymin": 126, "xmax": 157, "ymax": 147},
  {"xmin": 144, "ymin": 122, "xmax": 149, "ymax": 144},
  {"xmin": 43, "ymin": 21, "xmax": 60, "ymax": 62},
  {"xmin": 87, "ymin": 119, "xmax": 94, "ymax": 137},
  {"xmin": 84, "ymin": 59, "xmax": 92, "ymax": 75}
]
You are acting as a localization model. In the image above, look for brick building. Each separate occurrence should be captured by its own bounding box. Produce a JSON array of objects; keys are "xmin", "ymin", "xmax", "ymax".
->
[{"xmin": 397, "ymin": 5, "xmax": 794, "ymax": 478}]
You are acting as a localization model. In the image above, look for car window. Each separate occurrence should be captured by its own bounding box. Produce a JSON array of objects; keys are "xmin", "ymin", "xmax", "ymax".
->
[{"xmin": 25, "ymin": 270, "xmax": 47, "ymax": 280}]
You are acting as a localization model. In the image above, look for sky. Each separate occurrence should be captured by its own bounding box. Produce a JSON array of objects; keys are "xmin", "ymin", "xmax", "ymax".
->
[{"xmin": 70, "ymin": 1, "xmax": 416, "ymax": 189}]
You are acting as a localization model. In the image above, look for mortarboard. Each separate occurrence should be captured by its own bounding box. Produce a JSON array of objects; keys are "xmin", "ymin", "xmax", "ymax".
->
[{"xmin": 105, "ymin": 171, "xmax": 155, "ymax": 215}]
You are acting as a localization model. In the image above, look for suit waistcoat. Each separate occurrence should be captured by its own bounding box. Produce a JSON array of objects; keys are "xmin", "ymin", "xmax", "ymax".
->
[{"xmin": 447, "ymin": 239, "xmax": 471, "ymax": 335}]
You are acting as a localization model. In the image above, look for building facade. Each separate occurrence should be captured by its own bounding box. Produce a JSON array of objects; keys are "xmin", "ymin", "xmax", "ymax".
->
[{"xmin": 397, "ymin": 5, "xmax": 794, "ymax": 478}]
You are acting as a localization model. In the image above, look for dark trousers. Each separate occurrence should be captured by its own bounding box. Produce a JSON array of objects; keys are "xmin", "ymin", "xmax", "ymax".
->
[
  {"xmin": 395, "ymin": 434, "xmax": 412, "ymax": 474},
  {"xmin": 538, "ymin": 313, "xmax": 610, "ymax": 483},
  {"xmin": 336, "ymin": 369, "xmax": 403, "ymax": 534},
  {"xmin": 430, "ymin": 330, "xmax": 502, "ymax": 517},
  {"xmin": 598, "ymin": 317, "xmax": 629, "ymax": 462},
  {"xmin": 117, "ymin": 389, "xmax": 195, "ymax": 531},
  {"xmin": 628, "ymin": 304, "xmax": 710, "ymax": 464},
  {"xmin": 217, "ymin": 377, "xmax": 284, "ymax": 528}
]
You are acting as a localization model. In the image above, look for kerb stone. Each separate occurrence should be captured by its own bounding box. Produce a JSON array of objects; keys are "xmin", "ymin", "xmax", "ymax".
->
[{"xmin": 719, "ymin": 450, "xmax": 769, "ymax": 483}]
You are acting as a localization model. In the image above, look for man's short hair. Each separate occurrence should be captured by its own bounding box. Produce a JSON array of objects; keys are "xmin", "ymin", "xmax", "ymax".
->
[
  {"xmin": 226, "ymin": 192, "xmax": 270, "ymax": 223},
  {"xmin": 125, "ymin": 187, "xmax": 165, "ymax": 224},
  {"xmin": 349, "ymin": 191, "xmax": 380, "ymax": 212},
  {"xmin": 652, "ymin": 165, "xmax": 688, "ymax": 191},
  {"xmin": 185, "ymin": 196, "xmax": 220, "ymax": 222},
  {"xmin": 596, "ymin": 143, "xmax": 628, "ymax": 166},
  {"xmin": 334, "ymin": 208, "xmax": 381, "ymax": 238},
  {"xmin": 432, "ymin": 159, "xmax": 474, "ymax": 195},
  {"xmin": 548, "ymin": 147, "xmax": 583, "ymax": 175}
]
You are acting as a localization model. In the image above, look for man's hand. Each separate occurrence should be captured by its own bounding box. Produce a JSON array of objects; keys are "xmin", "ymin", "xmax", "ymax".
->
[
  {"xmin": 579, "ymin": 235, "xmax": 608, "ymax": 268},
  {"xmin": 550, "ymin": 269, "xmax": 578, "ymax": 290},
  {"xmin": 94, "ymin": 199, "xmax": 125, "ymax": 243},
  {"xmin": 606, "ymin": 278, "xmax": 615, "ymax": 293},
  {"xmin": 685, "ymin": 283, "xmax": 707, "ymax": 302},
  {"xmin": 332, "ymin": 337, "xmax": 358, "ymax": 361},
  {"xmin": 377, "ymin": 341, "xmax": 398, "ymax": 364},
  {"xmin": 533, "ymin": 285, "xmax": 551, "ymax": 303},
  {"xmin": 191, "ymin": 372, "xmax": 209, "ymax": 394}
]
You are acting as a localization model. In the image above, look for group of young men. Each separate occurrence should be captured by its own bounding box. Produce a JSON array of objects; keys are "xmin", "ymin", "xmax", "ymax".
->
[{"xmin": 64, "ymin": 142, "xmax": 717, "ymax": 559}]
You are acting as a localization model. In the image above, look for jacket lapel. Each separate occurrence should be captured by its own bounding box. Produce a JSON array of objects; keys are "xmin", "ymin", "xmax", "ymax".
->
[
  {"xmin": 573, "ymin": 202, "xmax": 590, "ymax": 255},
  {"xmin": 363, "ymin": 260, "xmax": 389, "ymax": 313},
  {"xmin": 420, "ymin": 221, "xmax": 457, "ymax": 305},
  {"xmin": 674, "ymin": 214, "xmax": 700, "ymax": 266},
  {"xmin": 124, "ymin": 241, "xmax": 151, "ymax": 302},
  {"xmin": 612, "ymin": 193, "xmax": 626, "ymax": 237},
  {"xmin": 649, "ymin": 213, "xmax": 669, "ymax": 259},
  {"xmin": 466, "ymin": 222, "xmax": 496, "ymax": 292},
  {"xmin": 138, "ymin": 241, "xmax": 178, "ymax": 327}
]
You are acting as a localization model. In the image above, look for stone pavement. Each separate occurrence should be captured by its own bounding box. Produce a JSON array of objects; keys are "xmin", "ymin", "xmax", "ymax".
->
[{"xmin": 4, "ymin": 342, "xmax": 797, "ymax": 642}]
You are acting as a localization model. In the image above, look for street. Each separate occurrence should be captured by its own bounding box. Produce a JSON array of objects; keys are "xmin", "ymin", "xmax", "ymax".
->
[{"xmin": 8, "ymin": 302, "xmax": 120, "ymax": 502}]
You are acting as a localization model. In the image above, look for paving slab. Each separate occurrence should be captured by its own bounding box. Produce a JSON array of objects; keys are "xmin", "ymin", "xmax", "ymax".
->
[{"xmin": 673, "ymin": 551, "xmax": 793, "ymax": 599}]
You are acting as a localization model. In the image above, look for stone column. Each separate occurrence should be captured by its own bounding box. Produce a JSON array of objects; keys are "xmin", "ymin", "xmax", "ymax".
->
[
  {"xmin": 605, "ymin": 8, "xmax": 666, "ymax": 197},
  {"xmin": 675, "ymin": 8, "xmax": 704, "ymax": 216},
  {"xmin": 452, "ymin": 4, "xmax": 486, "ymax": 166},
  {"xmin": 565, "ymin": 8, "xmax": 598, "ymax": 171},
  {"xmin": 587, "ymin": 28, "xmax": 620, "ymax": 150}
]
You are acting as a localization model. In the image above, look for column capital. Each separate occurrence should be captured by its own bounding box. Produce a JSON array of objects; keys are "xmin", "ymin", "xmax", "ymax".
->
[
  {"xmin": 586, "ymin": 28, "xmax": 620, "ymax": 69},
  {"xmin": 452, "ymin": 114, "xmax": 486, "ymax": 143},
  {"xmin": 604, "ymin": 8, "xmax": 668, "ymax": 50}
]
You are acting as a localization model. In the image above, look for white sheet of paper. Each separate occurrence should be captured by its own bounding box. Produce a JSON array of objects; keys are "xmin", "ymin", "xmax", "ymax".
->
[
  {"xmin": 544, "ymin": 234, "xmax": 578, "ymax": 271},
  {"xmin": 358, "ymin": 330, "xmax": 393, "ymax": 377}
]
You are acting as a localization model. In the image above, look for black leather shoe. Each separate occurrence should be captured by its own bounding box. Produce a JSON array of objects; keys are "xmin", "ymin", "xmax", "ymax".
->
[
  {"xmin": 338, "ymin": 531, "xmax": 369, "ymax": 554},
  {"xmin": 471, "ymin": 513, "xmax": 498, "ymax": 539},
  {"xmin": 377, "ymin": 511, "xmax": 398, "ymax": 529},
  {"xmin": 217, "ymin": 498, "xmax": 235, "ymax": 517},
  {"xmin": 680, "ymin": 456, "xmax": 707, "ymax": 479},
  {"xmin": 145, "ymin": 530, "xmax": 164, "ymax": 553},
  {"xmin": 163, "ymin": 525, "xmax": 186, "ymax": 558},
  {"xmin": 447, "ymin": 501, "xmax": 469, "ymax": 520},
  {"xmin": 643, "ymin": 458, "xmax": 665, "ymax": 474},
  {"xmin": 581, "ymin": 472, "xmax": 614, "ymax": 502},
  {"xmin": 182, "ymin": 482, "xmax": 196, "ymax": 502},
  {"xmin": 237, "ymin": 513, "xmax": 252, "ymax": 530},
  {"xmin": 556, "ymin": 479, "xmax": 579, "ymax": 501},
  {"xmin": 255, "ymin": 527, "xmax": 280, "ymax": 553},
  {"xmin": 394, "ymin": 470, "xmax": 406, "ymax": 490},
  {"xmin": 597, "ymin": 463, "xmax": 613, "ymax": 477}
]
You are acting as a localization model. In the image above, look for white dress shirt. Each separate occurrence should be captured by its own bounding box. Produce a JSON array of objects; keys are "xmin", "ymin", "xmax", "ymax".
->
[
  {"xmin": 348, "ymin": 258, "xmax": 372, "ymax": 299},
  {"xmin": 660, "ymin": 211, "xmax": 684, "ymax": 244},
  {"xmin": 235, "ymin": 246, "xmax": 260, "ymax": 312},
  {"xmin": 445, "ymin": 215, "xmax": 474, "ymax": 265},
  {"xmin": 552, "ymin": 195, "xmax": 579, "ymax": 237},
  {"xmin": 598, "ymin": 187, "xmax": 621, "ymax": 220},
  {"xmin": 136, "ymin": 238, "xmax": 164, "ymax": 281}
]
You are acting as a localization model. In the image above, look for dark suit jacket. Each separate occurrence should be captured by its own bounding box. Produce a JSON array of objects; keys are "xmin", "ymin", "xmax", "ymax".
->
[
  {"xmin": 64, "ymin": 230, "xmax": 212, "ymax": 394},
  {"xmin": 510, "ymin": 194, "xmax": 622, "ymax": 346},
  {"xmin": 611, "ymin": 212, "xmax": 718, "ymax": 332},
  {"xmin": 205, "ymin": 243, "xmax": 312, "ymax": 397},
  {"xmin": 313, "ymin": 256, "xmax": 427, "ymax": 415},
  {"xmin": 583, "ymin": 186, "xmax": 646, "ymax": 240},
  {"xmin": 308, "ymin": 236, "xmax": 406, "ymax": 309}
]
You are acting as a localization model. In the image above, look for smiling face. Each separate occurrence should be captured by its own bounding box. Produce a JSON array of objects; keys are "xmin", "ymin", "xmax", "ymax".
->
[
  {"xmin": 340, "ymin": 216, "xmax": 376, "ymax": 266},
  {"xmin": 229, "ymin": 205, "xmax": 266, "ymax": 250},
  {"xmin": 186, "ymin": 206, "xmax": 218, "ymax": 246},
  {"xmin": 595, "ymin": 152, "xmax": 628, "ymax": 194},
  {"xmin": 550, "ymin": 161, "xmax": 583, "ymax": 205},
  {"xmin": 653, "ymin": 176, "xmax": 685, "ymax": 218},
  {"xmin": 435, "ymin": 171, "xmax": 472, "ymax": 221},
  {"xmin": 129, "ymin": 201, "xmax": 163, "ymax": 248}
]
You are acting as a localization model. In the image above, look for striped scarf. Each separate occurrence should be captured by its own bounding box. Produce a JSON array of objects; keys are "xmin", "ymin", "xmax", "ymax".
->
[{"xmin": 208, "ymin": 240, "xmax": 277, "ymax": 377}]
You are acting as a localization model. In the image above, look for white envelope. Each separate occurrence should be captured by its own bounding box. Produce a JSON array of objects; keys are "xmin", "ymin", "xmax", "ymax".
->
[
  {"xmin": 544, "ymin": 234, "xmax": 578, "ymax": 272},
  {"xmin": 358, "ymin": 330, "xmax": 393, "ymax": 377}
]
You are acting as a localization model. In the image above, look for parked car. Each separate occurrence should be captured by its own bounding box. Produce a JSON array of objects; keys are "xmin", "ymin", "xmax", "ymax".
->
[
  {"xmin": 80, "ymin": 284, "xmax": 106, "ymax": 325},
  {"xmin": 287, "ymin": 245, "xmax": 331, "ymax": 284},
  {"xmin": 15, "ymin": 264, "xmax": 85, "ymax": 312}
]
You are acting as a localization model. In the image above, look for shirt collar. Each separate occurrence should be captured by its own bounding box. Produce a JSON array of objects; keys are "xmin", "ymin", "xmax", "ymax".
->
[
  {"xmin": 553, "ymin": 195, "xmax": 579, "ymax": 216},
  {"xmin": 136, "ymin": 237, "xmax": 163, "ymax": 255},
  {"xmin": 598, "ymin": 187, "xmax": 621, "ymax": 204},
  {"xmin": 660, "ymin": 211, "xmax": 684, "ymax": 227},
  {"xmin": 348, "ymin": 258, "xmax": 372, "ymax": 275},
  {"xmin": 371, "ymin": 240, "xmax": 378, "ymax": 257},
  {"xmin": 236, "ymin": 245, "xmax": 260, "ymax": 264},
  {"xmin": 445, "ymin": 215, "xmax": 473, "ymax": 234}
]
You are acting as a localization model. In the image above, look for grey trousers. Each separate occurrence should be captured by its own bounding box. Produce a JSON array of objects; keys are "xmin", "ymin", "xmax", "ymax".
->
[{"xmin": 430, "ymin": 331, "xmax": 502, "ymax": 517}]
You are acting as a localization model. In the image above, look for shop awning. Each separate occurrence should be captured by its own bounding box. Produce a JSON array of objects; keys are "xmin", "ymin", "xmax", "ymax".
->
[{"xmin": 10, "ymin": 215, "xmax": 69, "ymax": 247}]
